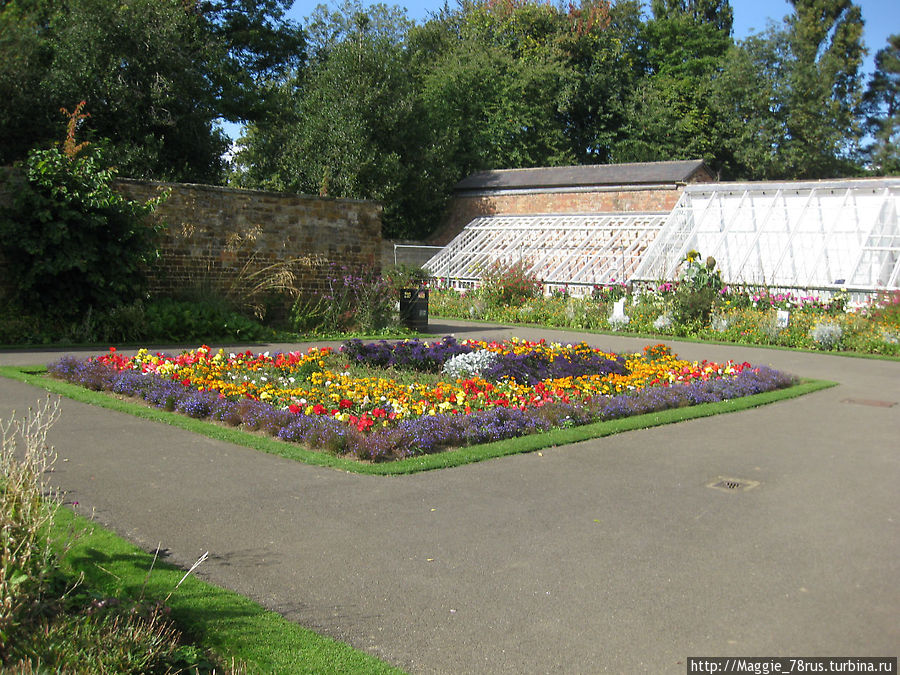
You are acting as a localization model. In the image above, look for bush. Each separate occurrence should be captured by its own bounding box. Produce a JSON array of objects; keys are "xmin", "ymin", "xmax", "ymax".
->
[
  {"xmin": 290, "ymin": 265, "xmax": 398, "ymax": 335},
  {"xmin": 809, "ymin": 322, "xmax": 844, "ymax": 350},
  {"xmin": 0, "ymin": 103, "xmax": 163, "ymax": 320},
  {"xmin": 144, "ymin": 298, "xmax": 271, "ymax": 343},
  {"xmin": 479, "ymin": 260, "xmax": 542, "ymax": 308}
]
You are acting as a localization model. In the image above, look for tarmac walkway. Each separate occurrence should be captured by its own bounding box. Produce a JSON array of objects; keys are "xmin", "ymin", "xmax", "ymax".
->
[{"xmin": 0, "ymin": 319, "xmax": 897, "ymax": 673}]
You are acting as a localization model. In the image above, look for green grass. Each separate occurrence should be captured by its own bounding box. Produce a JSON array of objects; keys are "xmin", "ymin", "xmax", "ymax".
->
[
  {"xmin": 54, "ymin": 507, "xmax": 405, "ymax": 674},
  {"xmin": 0, "ymin": 365, "xmax": 835, "ymax": 476}
]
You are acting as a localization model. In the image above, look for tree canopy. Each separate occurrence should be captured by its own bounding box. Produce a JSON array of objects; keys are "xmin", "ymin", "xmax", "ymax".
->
[{"xmin": 2, "ymin": 0, "xmax": 886, "ymax": 240}]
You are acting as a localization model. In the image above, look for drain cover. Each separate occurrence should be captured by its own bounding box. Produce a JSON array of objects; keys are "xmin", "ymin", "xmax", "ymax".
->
[{"xmin": 707, "ymin": 477, "xmax": 760, "ymax": 493}]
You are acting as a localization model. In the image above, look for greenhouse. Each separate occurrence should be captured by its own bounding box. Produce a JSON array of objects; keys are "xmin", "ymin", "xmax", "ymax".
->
[
  {"xmin": 426, "ymin": 178, "xmax": 900, "ymax": 298},
  {"xmin": 424, "ymin": 213, "xmax": 669, "ymax": 294}
]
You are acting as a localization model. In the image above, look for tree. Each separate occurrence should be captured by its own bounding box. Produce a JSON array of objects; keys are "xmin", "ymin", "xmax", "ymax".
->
[
  {"xmin": 713, "ymin": 0, "xmax": 865, "ymax": 179},
  {"xmin": 0, "ymin": 0, "xmax": 304, "ymax": 183},
  {"xmin": 0, "ymin": 103, "xmax": 163, "ymax": 318},
  {"xmin": 782, "ymin": 0, "xmax": 865, "ymax": 176},
  {"xmin": 612, "ymin": 0, "xmax": 734, "ymax": 167},
  {"xmin": 556, "ymin": 0, "xmax": 645, "ymax": 163},
  {"xmin": 712, "ymin": 30, "xmax": 791, "ymax": 178},
  {"xmin": 235, "ymin": 2, "xmax": 438, "ymax": 239},
  {"xmin": 862, "ymin": 33, "xmax": 900, "ymax": 173}
]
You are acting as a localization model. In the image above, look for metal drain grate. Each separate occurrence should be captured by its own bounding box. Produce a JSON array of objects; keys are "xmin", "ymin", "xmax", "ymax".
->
[{"xmin": 707, "ymin": 477, "xmax": 760, "ymax": 493}]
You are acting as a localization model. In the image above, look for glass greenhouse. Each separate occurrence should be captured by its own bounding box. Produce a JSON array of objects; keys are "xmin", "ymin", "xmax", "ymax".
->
[
  {"xmin": 424, "ymin": 213, "xmax": 669, "ymax": 294},
  {"xmin": 426, "ymin": 178, "xmax": 900, "ymax": 297}
]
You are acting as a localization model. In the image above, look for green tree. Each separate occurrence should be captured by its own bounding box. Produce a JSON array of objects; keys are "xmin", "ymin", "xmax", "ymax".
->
[
  {"xmin": 612, "ymin": 0, "xmax": 733, "ymax": 167},
  {"xmin": 413, "ymin": 0, "xmax": 577, "ymax": 172},
  {"xmin": 862, "ymin": 33, "xmax": 900, "ymax": 173},
  {"xmin": 0, "ymin": 0, "xmax": 304, "ymax": 183},
  {"xmin": 713, "ymin": 0, "xmax": 865, "ymax": 179},
  {"xmin": 781, "ymin": 0, "xmax": 865, "ymax": 176},
  {"xmin": 556, "ymin": 0, "xmax": 645, "ymax": 163},
  {"xmin": 236, "ymin": 2, "xmax": 438, "ymax": 238}
]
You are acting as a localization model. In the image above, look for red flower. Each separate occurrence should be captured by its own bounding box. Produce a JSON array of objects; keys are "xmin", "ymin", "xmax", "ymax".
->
[
  {"xmin": 288, "ymin": 404, "xmax": 302, "ymax": 414},
  {"xmin": 312, "ymin": 404, "xmax": 326, "ymax": 415},
  {"xmin": 339, "ymin": 398, "xmax": 353, "ymax": 409}
]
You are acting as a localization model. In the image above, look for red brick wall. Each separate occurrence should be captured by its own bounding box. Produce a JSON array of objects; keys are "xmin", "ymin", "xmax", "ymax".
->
[{"xmin": 430, "ymin": 187, "xmax": 684, "ymax": 245}]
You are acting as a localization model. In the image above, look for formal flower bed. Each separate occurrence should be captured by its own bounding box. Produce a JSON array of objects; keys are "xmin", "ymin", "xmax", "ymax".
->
[{"xmin": 49, "ymin": 338, "xmax": 797, "ymax": 462}]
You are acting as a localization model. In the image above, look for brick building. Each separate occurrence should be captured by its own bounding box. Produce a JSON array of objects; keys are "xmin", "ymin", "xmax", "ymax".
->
[{"xmin": 431, "ymin": 159, "xmax": 714, "ymax": 245}]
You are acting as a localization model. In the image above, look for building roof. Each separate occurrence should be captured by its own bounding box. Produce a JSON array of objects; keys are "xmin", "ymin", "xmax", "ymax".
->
[{"xmin": 454, "ymin": 160, "xmax": 712, "ymax": 192}]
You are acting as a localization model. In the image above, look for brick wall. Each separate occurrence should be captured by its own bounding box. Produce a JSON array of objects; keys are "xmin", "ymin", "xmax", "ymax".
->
[
  {"xmin": 114, "ymin": 179, "xmax": 382, "ymax": 299},
  {"xmin": 430, "ymin": 186, "xmax": 684, "ymax": 245},
  {"xmin": 0, "ymin": 169, "xmax": 383, "ymax": 310}
]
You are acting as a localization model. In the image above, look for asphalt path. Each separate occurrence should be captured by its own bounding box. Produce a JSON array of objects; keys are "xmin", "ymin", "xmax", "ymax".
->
[{"xmin": 1, "ymin": 320, "xmax": 897, "ymax": 673}]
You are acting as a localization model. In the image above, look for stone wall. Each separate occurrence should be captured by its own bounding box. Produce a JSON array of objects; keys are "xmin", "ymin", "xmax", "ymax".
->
[{"xmin": 431, "ymin": 186, "xmax": 684, "ymax": 245}]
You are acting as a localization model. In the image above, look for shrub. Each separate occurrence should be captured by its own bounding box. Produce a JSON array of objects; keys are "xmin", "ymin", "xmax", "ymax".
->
[
  {"xmin": 442, "ymin": 350, "xmax": 499, "ymax": 379},
  {"xmin": 809, "ymin": 322, "xmax": 843, "ymax": 350},
  {"xmin": 144, "ymin": 298, "xmax": 271, "ymax": 343},
  {"xmin": 290, "ymin": 265, "xmax": 397, "ymax": 334},
  {"xmin": 0, "ymin": 103, "xmax": 163, "ymax": 320},
  {"xmin": 479, "ymin": 260, "xmax": 542, "ymax": 308}
]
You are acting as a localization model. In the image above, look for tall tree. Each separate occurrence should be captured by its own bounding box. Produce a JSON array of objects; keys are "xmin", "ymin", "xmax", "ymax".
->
[
  {"xmin": 612, "ymin": 0, "xmax": 734, "ymax": 168},
  {"xmin": 782, "ymin": 0, "xmax": 865, "ymax": 176},
  {"xmin": 557, "ymin": 0, "xmax": 645, "ymax": 163},
  {"xmin": 861, "ymin": 33, "xmax": 900, "ymax": 173},
  {"xmin": 713, "ymin": 0, "xmax": 865, "ymax": 179},
  {"xmin": 235, "ymin": 1, "xmax": 438, "ymax": 239},
  {"xmin": 0, "ymin": 0, "xmax": 304, "ymax": 182}
]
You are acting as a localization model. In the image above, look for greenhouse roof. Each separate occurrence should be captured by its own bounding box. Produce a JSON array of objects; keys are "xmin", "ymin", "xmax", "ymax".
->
[
  {"xmin": 424, "ymin": 213, "xmax": 668, "ymax": 289},
  {"xmin": 454, "ymin": 160, "xmax": 711, "ymax": 192},
  {"xmin": 632, "ymin": 178, "xmax": 900, "ymax": 292}
]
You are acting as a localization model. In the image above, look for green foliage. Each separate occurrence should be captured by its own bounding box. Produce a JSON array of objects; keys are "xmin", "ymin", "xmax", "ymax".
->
[
  {"xmin": 714, "ymin": 0, "xmax": 865, "ymax": 179},
  {"xmin": 290, "ymin": 266, "xmax": 400, "ymax": 335},
  {"xmin": 144, "ymin": 298, "xmax": 272, "ymax": 343},
  {"xmin": 383, "ymin": 264, "xmax": 430, "ymax": 292},
  {"xmin": 670, "ymin": 251, "xmax": 723, "ymax": 325},
  {"xmin": 862, "ymin": 33, "xmax": 900, "ymax": 173},
  {"xmin": 0, "ymin": 137, "xmax": 162, "ymax": 320},
  {"xmin": 479, "ymin": 260, "xmax": 543, "ymax": 308},
  {"xmin": 0, "ymin": 0, "xmax": 304, "ymax": 183}
]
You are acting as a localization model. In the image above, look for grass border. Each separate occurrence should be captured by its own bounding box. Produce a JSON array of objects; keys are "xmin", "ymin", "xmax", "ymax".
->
[
  {"xmin": 54, "ymin": 507, "xmax": 404, "ymax": 674},
  {"xmin": 430, "ymin": 314, "xmax": 900, "ymax": 362},
  {"xmin": 0, "ymin": 365, "xmax": 835, "ymax": 475}
]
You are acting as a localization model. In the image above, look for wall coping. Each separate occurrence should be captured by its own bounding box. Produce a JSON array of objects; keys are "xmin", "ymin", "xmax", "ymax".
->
[
  {"xmin": 115, "ymin": 177, "xmax": 384, "ymax": 210},
  {"xmin": 455, "ymin": 183, "xmax": 685, "ymax": 198}
]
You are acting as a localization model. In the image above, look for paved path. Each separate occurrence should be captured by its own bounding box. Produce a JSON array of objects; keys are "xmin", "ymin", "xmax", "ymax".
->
[{"xmin": 1, "ymin": 321, "xmax": 897, "ymax": 673}]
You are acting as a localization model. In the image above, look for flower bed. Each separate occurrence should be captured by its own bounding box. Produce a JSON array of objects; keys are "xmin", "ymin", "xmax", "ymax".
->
[
  {"xmin": 49, "ymin": 338, "xmax": 797, "ymax": 462},
  {"xmin": 430, "ymin": 286, "xmax": 900, "ymax": 356}
]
